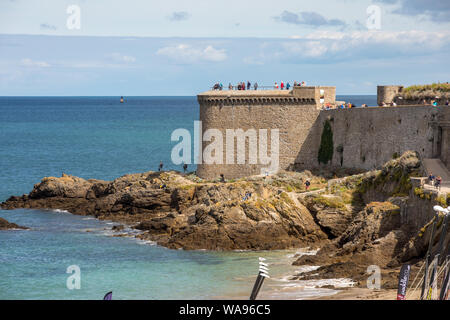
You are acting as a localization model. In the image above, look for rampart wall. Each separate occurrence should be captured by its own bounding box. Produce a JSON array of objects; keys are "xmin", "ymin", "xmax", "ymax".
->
[
  {"xmin": 197, "ymin": 87, "xmax": 449, "ymax": 180},
  {"xmin": 299, "ymin": 106, "xmax": 439, "ymax": 171}
]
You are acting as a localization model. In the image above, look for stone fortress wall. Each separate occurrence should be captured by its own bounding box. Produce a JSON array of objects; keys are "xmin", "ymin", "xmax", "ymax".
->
[
  {"xmin": 300, "ymin": 106, "xmax": 438, "ymax": 171},
  {"xmin": 377, "ymin": 85, "xmax": 404, "ymax": 106},
  {"xmin": 197, "ymin": 85, "xmax": 450, "ymax": 180}
]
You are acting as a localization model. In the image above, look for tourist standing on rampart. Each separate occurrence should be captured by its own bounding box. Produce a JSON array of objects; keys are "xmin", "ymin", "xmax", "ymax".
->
[
  {"xmin": 428, "ymin": 172, "xmax": 435, "ymax": 186},
  {"xmin": 254, "ymin": 82, "xmax": 258, "ymax": 90},
  {"xmin": 435, "ymin": 176, "xmax": 442, "ymax": 190}
]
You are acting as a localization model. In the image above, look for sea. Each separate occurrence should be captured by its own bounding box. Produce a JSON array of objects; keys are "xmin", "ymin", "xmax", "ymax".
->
[{"xmin": 0, "ymin": 95, "xmax": 373, "ymax": 300}]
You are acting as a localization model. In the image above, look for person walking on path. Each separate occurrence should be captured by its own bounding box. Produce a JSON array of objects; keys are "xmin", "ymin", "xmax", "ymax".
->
[
  {"xmin": 159, "ymin": 161, "xmax": 163, "ymax": 172},
  {"xmin": 280, "ymin": 81, "xmax": 284, "ymax": 90},
  {"xmin": 247, "ymin": 81, "xmax": 251, "ymax": 90},
  {"xmin": 305, "ymin": 180, "xmax": 311, "ymax": 191},
  {"xmin": 183, "ymin": 163, "xmax": 188, "ymax": 173},
  {"xmin": 254, "ymin": 82, "xmax": 258, "ymax": 90}
]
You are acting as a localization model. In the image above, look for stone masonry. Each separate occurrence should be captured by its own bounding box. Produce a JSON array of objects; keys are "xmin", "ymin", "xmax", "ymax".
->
[{"xmin": 197, "ymin": 86, "xmax": 449, "ymax": 180}]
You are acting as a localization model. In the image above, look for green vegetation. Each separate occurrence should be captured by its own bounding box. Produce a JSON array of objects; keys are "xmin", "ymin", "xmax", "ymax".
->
[
  {"xmin": 270, "ymin": 180, "xmax": 305, "ymax": 192},
  {"xmin": 311, "ymin": 195, "xmax": 346, "ymax": 209},
  {"xmin": 318, "ymin": 120, "xmax": 334, "ymax": 165},
  {"xmin": 403, "ymin": 83, "xmax": 450, "ymax": 94},
  {"xmin": 279, "ymin": 192, "xmax": 294, "ymax": 205},
  {"xmin": 367, "ymin": 202, "xmax": 400, "ymax": 216},
  {"xmin": 392, "ymin": 172, "xmax": 413, "ymax": 196},
  {"xmin": 414, "ymin": 187, "xmax": 432, "ymax": 200},
  {"xmin": 436, "ymin": 195, "xmax": 448, "ymax": 207}
]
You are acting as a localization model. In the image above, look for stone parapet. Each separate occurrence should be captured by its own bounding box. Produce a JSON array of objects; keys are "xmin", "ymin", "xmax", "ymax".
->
[{"xmin": 197, "ymin": 95, "xmax": 316, "ymax": 106}]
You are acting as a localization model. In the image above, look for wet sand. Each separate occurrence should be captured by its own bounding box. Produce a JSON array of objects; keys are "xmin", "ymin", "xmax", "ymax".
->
[{"xmin": 313, "ymin": 287, "xmax": 421, "ymax": 300}]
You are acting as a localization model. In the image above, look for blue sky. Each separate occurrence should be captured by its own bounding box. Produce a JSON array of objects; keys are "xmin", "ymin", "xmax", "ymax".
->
[{"xmin": 0, "ymin": 0, "xmax": 449, "ymax": 95}]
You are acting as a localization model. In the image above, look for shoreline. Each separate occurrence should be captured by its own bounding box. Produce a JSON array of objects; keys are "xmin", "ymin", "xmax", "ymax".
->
[
  {"xmin": 313, "ymin": 287, "xmax": 421, "ymax": 300},
  {"xmin": 0, "ymin": 208, "xmax": 420, "ymax": 300}
]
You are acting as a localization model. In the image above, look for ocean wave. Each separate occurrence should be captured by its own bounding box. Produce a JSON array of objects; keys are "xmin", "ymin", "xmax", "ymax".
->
[
  {"xmin": 136, "ymin": 239, "xmax": 157, "ymax": 246},
  {"xmin": 275, "ymin": 278, "xmax": 356, "ymax": 289},
  {"xmin": 274, "ymin": 266, "xmax": 321, "ymax": 282},
  {"xmin": 286, "ymin": 247, "xmax": 319, "ymax": 259},
  {"xmin": 50, "ymin": 209, "xmax": 69, "ymax": 213}
]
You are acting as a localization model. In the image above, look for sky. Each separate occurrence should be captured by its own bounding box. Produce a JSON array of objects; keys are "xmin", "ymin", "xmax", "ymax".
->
[{"xmin": 0, "ymin": 0, "xmax": 449, "ymax": 95}]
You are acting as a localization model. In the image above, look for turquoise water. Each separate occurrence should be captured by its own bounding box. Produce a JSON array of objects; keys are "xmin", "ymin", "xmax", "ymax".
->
[
  {"xmin": 0, "ymin": 96, "xmax": 375, "ymax": 300},
  {"xmin": 0, "ymin": 209, "xmax": 300, "ymax": 300}
]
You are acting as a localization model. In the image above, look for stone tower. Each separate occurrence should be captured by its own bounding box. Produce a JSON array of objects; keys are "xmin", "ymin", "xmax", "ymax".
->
[
  {"xmin": 377, "ymin": 85, "xmax": 403, "ymax": 106},
  {"xmin": 196, "ymin": 86, "xmax": 336, "ymax": 179}
]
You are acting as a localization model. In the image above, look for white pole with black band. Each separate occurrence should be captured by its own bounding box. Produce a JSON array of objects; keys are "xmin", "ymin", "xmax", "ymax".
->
[{"xmin": 250, "ymin": 257, "xmax": 270, "ymax": 300}]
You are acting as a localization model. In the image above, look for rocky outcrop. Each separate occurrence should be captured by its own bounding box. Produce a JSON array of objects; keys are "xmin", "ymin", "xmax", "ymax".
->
[
  {"xmin": 293, "ymin": 151, "xmax": 450, "ymax": 288},
  {"xmin": 0, "ymin": 217, "xmax": 27, "ymax": 230},
  {"xmin": 1, "ymin": 151, "xmax": 448, "ymax": 289},
  {"xmin": 1, "ymin": 171, "xmax": 328, "ymax": 250}
]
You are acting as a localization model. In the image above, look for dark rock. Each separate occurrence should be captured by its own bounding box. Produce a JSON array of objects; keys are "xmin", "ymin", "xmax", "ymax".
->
[{"xmin": 0, "ymin": 217, "xmax": 28, "ymax": 230}]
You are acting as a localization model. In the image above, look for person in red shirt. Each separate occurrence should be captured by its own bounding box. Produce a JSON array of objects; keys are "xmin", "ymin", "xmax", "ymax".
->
[{"xmin": 281, "ymin": 81, "xmax": 284, "ymax": 90}]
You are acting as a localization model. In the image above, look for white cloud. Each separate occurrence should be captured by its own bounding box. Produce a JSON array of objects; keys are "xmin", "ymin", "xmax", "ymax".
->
[
  {"xmin": 21, "ymin": 58, "xmax": 50, "ymax": 67},
  {"xmin": 156, "ymin": 44, "xmax": 227, "ymax": 63},
  {"xmin": 247, "ymin": 30, "xmax": 450, "ymax": 63},
  {"xmin": 108, "ymin": 53, "xmax": 136, "ymax": 63}
]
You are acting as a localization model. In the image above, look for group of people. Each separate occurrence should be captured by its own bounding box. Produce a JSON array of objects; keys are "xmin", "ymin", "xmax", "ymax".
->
[
  {"xmin": 322, "ymin": 102, "xmax": 358, "ymax": 110},
  {"xmin": 273, "ymin": 80, "xmax": 307, "ymax": 90},
  {"xmin": 381, "ymin": 101, "xmax": 398, "ymax": 107},
  {"xmin": 233, "ymin": 81, "xmax": 258, "ymax": 90},
  {"xmin": 212, "ymin": 81, "xmax": 258, "ymax": 90},
  {"xmin": 212, "ymin": 80, "xmax": 309, "ymax": 91},
  {"xmin": 381, "ymin": 98, "xmax": 450, "ymax": 107},
  {"xmin": 422, "ymin": 99, "xmax": 449, "ymax": 106},
  {"xmin": 274, "ymin": 82, "xmax": 290, "ymax": 90},
  {"xmin": 428, "ymin": 172, "xmax": 443, "ymax": 190}
]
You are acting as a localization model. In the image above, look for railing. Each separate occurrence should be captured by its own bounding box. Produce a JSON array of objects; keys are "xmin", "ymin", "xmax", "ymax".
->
[
  {"xmin": 210, "ymin": 85, "xmax": 297, "ymax": 91},
  {"xmin": 424, "ymin": 180, "xmax": 450, "ymax": 190}
]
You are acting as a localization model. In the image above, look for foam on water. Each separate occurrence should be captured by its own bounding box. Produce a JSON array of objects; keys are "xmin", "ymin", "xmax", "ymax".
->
[{"xmin": 50, "ymin": 209, "xmax": 70, "ymax": 214}]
